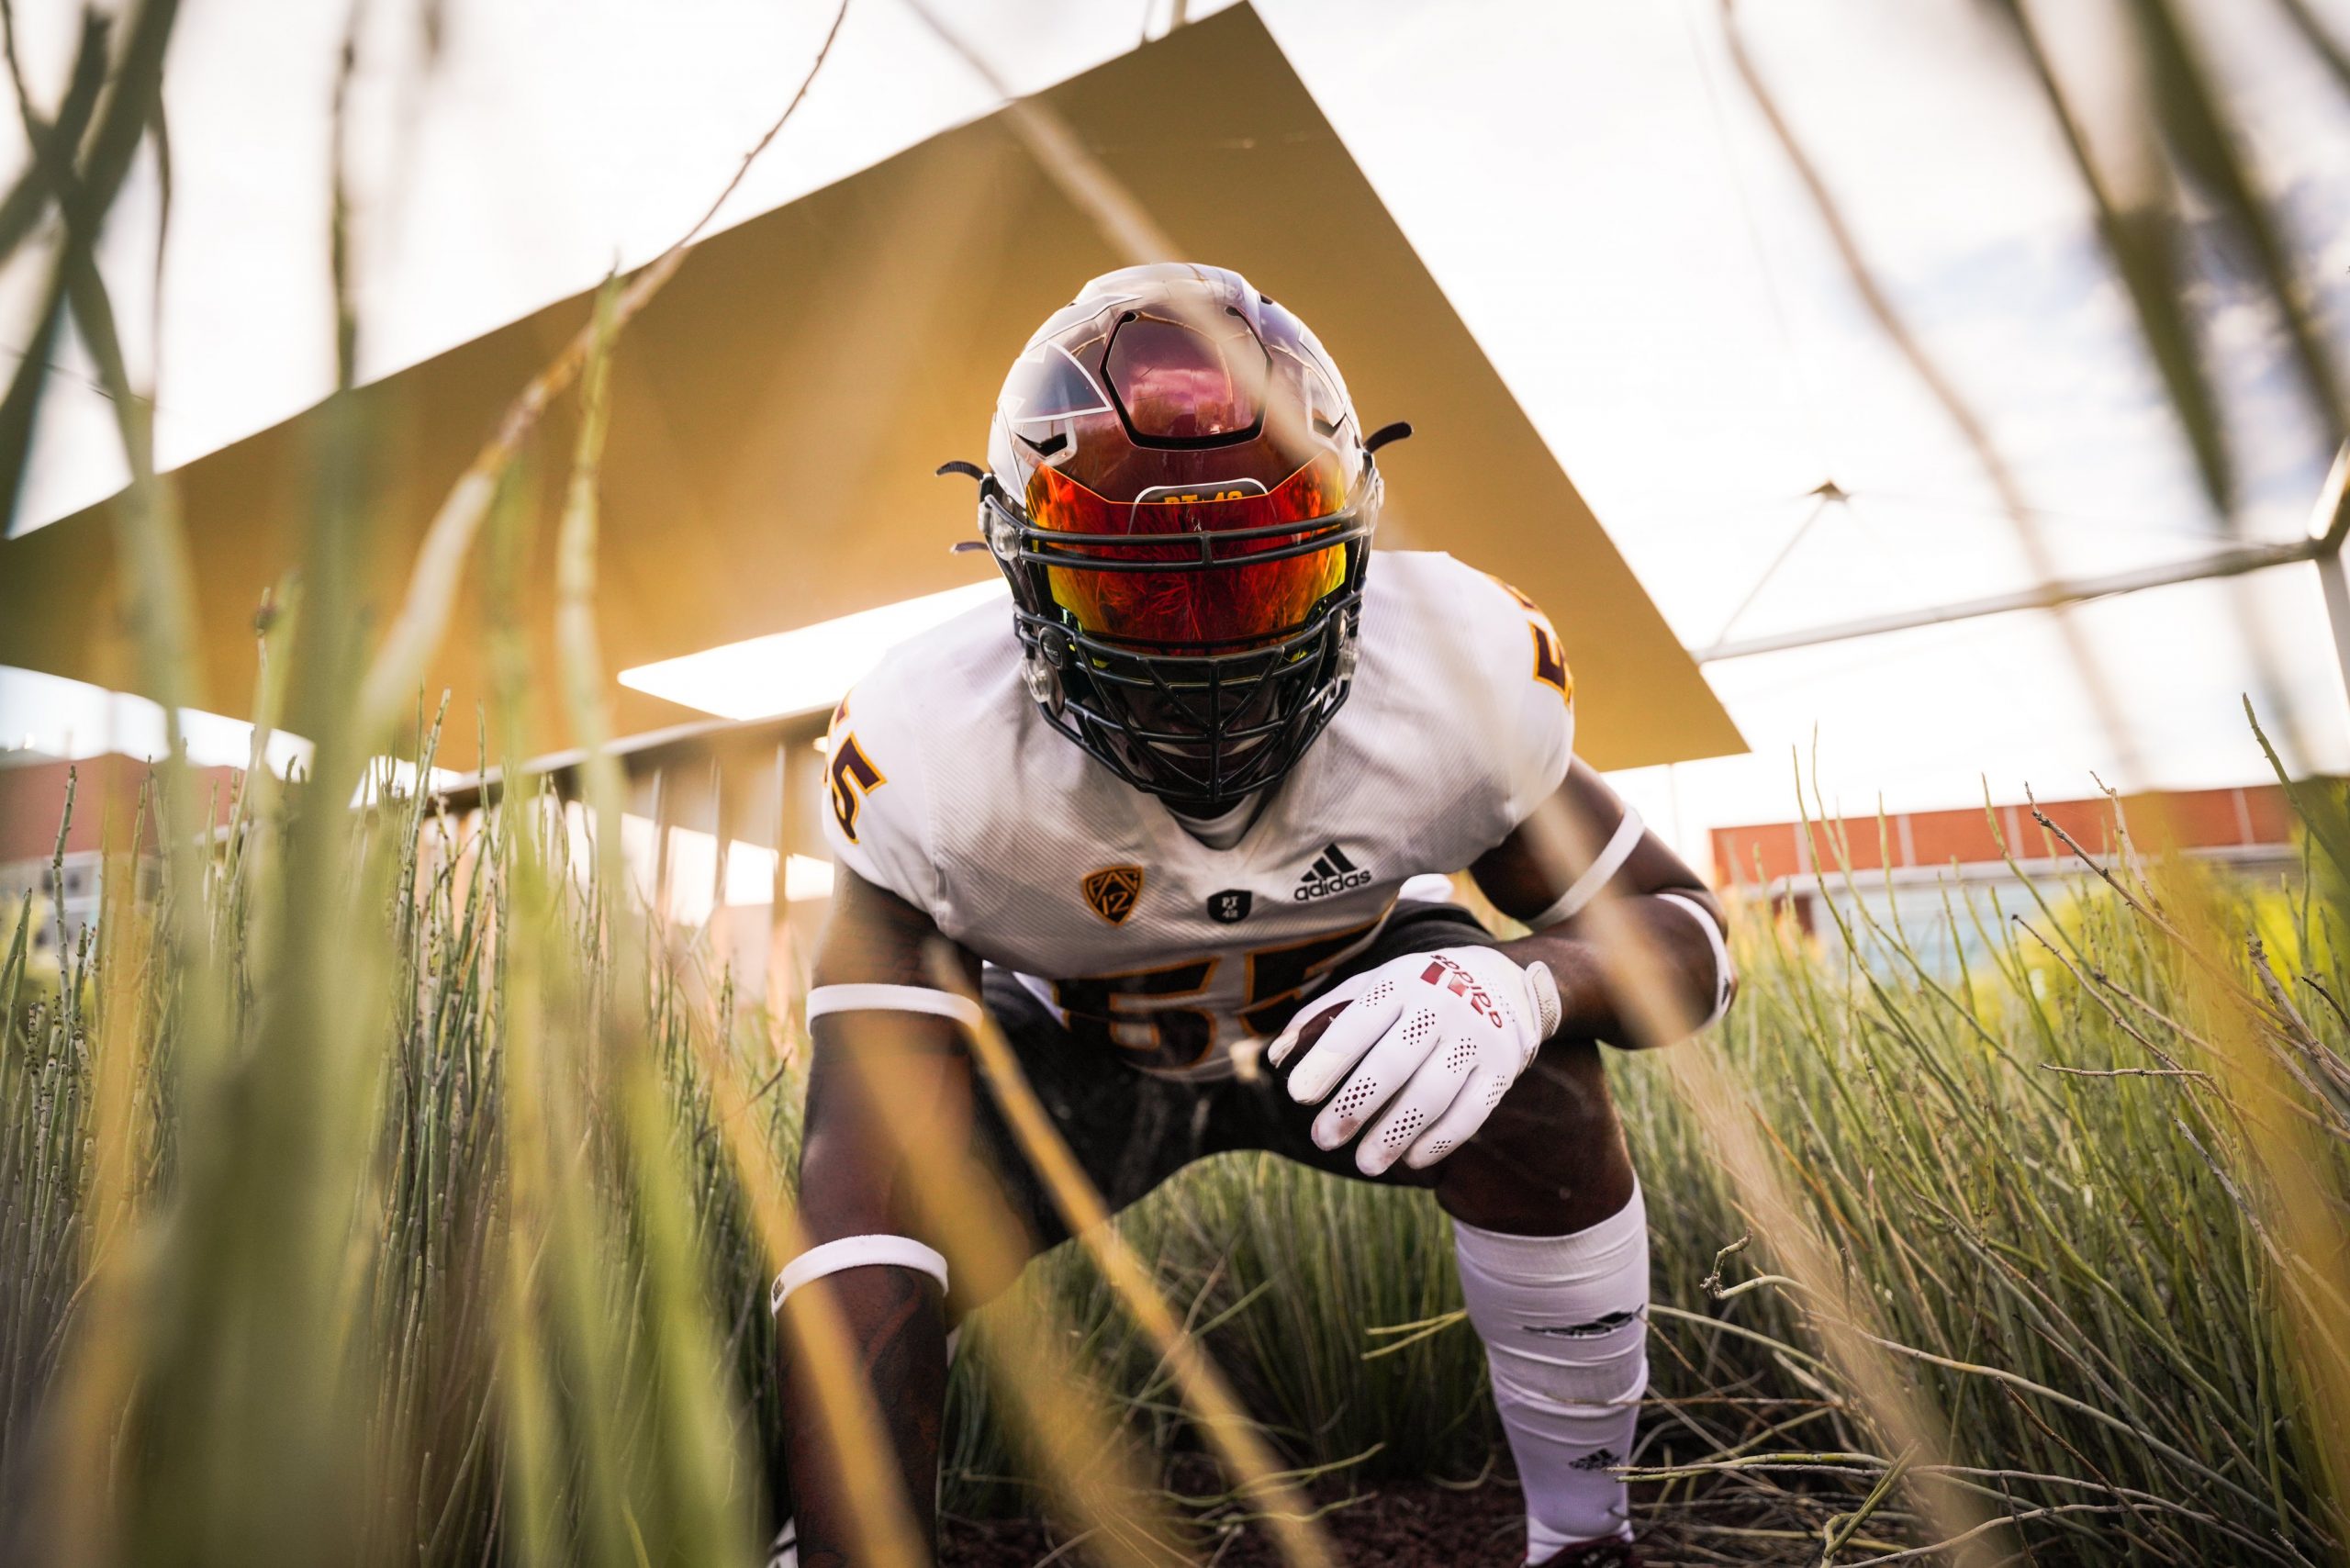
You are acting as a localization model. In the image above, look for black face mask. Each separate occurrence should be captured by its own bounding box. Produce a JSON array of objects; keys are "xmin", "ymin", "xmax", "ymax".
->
[
  {"xmin": 968, "ymin": 469, "xmax": 1378, "ymax": 810},
  {"xmin": 1023, "ymin": 593, "xmax": 1362, "ymax": 810}
]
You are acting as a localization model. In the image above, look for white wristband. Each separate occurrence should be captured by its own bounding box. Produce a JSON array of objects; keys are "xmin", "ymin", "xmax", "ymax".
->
[
  {"xmin": 806, "ymin": 983, "xmax": 982, "ymax": 1028},
  {"xmin": 771, "ymin": 1234, "xmax": 951, "ymax": 1316},
  {"xmin": 1529, "ymin": 803, "xmax": 1645, "ymax": 928},
  {"xmin": 1655, "ymin": 890, "xmax": 1733, "ymax": 1031}
]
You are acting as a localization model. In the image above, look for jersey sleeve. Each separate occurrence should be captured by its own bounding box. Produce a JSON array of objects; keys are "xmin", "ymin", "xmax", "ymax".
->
[
  {"xmin": 1464, "ymin": 566, "xmax": 1577, "ymax": 829},
  {"xmin": 816, "ymin": 676, "xmax": 945, "ymax": 922}
]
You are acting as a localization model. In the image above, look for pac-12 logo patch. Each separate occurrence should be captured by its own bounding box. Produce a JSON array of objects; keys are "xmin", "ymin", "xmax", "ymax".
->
[
  {"xmin": 1206, "ymin": 889, "xmax": 1253, "ymax": 924},
  {"xmin": 1081, "ymin": 865, "xmax": 1145, "ymax": 925}
]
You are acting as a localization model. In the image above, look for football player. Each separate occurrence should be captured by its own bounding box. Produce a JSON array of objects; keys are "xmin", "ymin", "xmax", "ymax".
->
[{"xmin": 773, "ymin": 264, "xmax": 1733, "ymax": 1568}]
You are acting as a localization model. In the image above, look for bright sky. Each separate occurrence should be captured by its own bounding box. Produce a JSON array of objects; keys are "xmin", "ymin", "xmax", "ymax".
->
[{"xmin": 4, "ymin": 0, "xmax": 2350, "ymax": 873}]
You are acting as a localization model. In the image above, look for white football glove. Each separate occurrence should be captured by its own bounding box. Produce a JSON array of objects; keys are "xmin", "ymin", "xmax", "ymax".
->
[{"xmin": 1268, "ymin": 946, "xmax": 1562, "ymax": 1176}]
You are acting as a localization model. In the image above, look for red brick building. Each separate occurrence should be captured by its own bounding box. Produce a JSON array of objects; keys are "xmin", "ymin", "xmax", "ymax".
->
[
  {"xmin": 1710, "ymin": 783, "xmax": 2303, "ymax": 947},
  {"xmin": 1, "ymin": 755, "xmax": 243, "ymax": 969}
]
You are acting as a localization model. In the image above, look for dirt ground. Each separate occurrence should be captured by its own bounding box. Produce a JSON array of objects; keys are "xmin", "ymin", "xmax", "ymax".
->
[
  {"xmin": 941, "ymin": 1479, "xmax": 1524, "ymax": 1568},
  {"xmin": 939, "ymin": 1477, "xmax": 1826, "ymax": 1567}
]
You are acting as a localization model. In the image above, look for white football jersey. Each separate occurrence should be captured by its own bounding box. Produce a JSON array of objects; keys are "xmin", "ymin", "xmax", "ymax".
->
[{"xmin": 820, "ymin": 550, "xmax": 1576, "ymax": 1081}]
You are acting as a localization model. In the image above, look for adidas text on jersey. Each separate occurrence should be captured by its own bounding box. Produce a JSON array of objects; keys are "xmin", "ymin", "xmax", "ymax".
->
[{"xmin": 1293, "ymin": 844, "xmax": 1372, "ymax": 902}]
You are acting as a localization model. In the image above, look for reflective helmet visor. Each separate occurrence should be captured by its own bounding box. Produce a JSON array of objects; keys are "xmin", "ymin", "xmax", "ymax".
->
[{"xmin": 1024, "ymin": 453, "xmax": 1352, "ymax": 652}]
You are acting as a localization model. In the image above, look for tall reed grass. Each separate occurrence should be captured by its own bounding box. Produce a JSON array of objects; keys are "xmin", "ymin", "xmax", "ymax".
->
[
  {"xmin": 4, "ymin": 736, "xmax": 2345, "ymax": 1565},
  {"xmin": 4, "ymin": 5, "xmax": 2348, "ymax": 1561},
  {"xmin": 955, "ymin": 776, "xmax": 2350, "ymax": 1566}
]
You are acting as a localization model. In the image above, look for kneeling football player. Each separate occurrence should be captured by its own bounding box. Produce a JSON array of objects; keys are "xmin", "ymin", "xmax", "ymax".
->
[{"xmin": 773, "ymin": 264, "xmax": 1734, "ymax": 1567}]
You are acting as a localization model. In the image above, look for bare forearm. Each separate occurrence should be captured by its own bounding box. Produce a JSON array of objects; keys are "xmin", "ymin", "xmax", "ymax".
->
[
  {"xmin": 1500, "ymin": 891, "xmax": 1729, "ymax": 1048},
  {"xmin": 774, "ymin": 871, "xmax": 998, "ymax": 1561},
  {"xmin": 784, "ymin": 1114, "xmax": 950, "ymax": 1566},
  {"xmin": 779, "ymin": 1256, "xmax": 947, "ymax": 1567},
  {"xmin": 784, "ymin": 919, "xmax": 972, "ymax": 1567},
  {"xmin": 1472, "ymin": 760, "xmax": 1735, "ymax": 1047}
]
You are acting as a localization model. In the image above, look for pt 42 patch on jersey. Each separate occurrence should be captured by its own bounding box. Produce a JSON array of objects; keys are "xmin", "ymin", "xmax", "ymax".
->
[
  {"xmin": 1081, "ymin": 865, "xmax": 1146, "ymax": 925},
  {"xmin": 1206, "ymin": 889, "xmax": 1253, "ymax": 924},
  {"xmin": 1292, "ymin": 843, "xmax": 1371, "ymax": 902}
]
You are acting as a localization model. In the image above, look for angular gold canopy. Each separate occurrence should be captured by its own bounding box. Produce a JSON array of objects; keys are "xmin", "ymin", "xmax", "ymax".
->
[{"xmin": 0, "ymin": 3, "xmax": 1741, "ymax": 775}]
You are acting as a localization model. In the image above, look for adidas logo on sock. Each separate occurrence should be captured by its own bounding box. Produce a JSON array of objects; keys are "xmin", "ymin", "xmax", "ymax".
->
[{"xmin": 1292, "ymin": 843, "xmax": 1372, "ymax": 902}]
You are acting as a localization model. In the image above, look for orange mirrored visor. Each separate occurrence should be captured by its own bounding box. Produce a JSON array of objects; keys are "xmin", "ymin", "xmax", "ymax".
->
[{"xmin": 1025, "ymin": 454, "xmax": 1353, "ymax": 649}]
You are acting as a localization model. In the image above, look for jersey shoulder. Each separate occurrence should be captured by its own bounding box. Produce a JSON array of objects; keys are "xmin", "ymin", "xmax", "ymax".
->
[
  {"xmin": 1365, "ymin": 549, "xmax": 1574, "ymax": 699},
  {"xmin": 1353, "ymin": 551, "xmax": 1576, "ymax": 829},
  {"xmin": 816, "ymin": 593, "xmax": 1030, "ymax": 918}
]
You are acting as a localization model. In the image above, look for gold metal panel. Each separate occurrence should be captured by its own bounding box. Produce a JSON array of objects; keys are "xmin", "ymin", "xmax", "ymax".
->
[{"xmin": 0, "ymin": 4, "xmax": 1741, "ymax": 772}]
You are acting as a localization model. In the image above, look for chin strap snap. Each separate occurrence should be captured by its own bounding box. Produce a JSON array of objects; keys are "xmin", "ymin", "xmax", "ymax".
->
[{"xmin": 1022, "ymin": 655, "xmax": 1064, "ymax": 712}]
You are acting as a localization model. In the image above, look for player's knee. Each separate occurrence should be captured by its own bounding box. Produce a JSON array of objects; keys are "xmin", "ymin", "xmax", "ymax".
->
[{"xmin": 1448, "ymin": 1044, "xmax": 1621, "ymax": 1167}]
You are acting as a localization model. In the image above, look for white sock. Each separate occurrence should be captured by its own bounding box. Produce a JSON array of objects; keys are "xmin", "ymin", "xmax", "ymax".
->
[{"xmin": 1453, "ymin": 1185, "xmax": 1649, "ymax": 1562}]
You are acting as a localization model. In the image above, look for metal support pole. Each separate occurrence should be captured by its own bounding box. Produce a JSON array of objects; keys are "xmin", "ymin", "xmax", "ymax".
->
[
  {"xmin": 1695, "ymin": 443, "xmax": 2350, "ymax": 669},
  {"xmin": 1695, "ymin": 539, "xmax": 2317, "ymax": 663},
  {"xmin": 2322, "ymin": 549, "xmax": 2350, "ymax": 721},
  {"xmin": 2311, "ymin": 443, "xmax": 2350, "ymax": 722}
]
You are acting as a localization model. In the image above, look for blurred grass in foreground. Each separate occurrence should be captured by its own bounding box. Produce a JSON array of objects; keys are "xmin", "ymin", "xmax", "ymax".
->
[
  {"xmin": 3, "ymin": 744, "xmax": 2345, "ymax": 1565},
  {"xmin": 6, "ymin": 2, "xmax": 2348, "ymax": 1562}
]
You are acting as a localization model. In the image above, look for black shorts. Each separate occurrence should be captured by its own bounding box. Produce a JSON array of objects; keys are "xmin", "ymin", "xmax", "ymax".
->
[{"xmin": 969, "ymin": 902, "xmax": 1501, "ymax": 1255}]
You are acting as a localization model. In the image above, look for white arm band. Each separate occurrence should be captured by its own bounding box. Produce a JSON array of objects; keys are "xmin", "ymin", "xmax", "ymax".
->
[
  {"xmin": 1528, "ymin": 803, "xmax": 1645, "ymax": 928},
  {"xmin": 1655, "ymin": 890, "xmax": 1733, "ymax": 1031},
  {"xmin": 805, "ymin": 982, "xmax": 982, "ymax": 1028},
  {"xmin": 771, "ymin": 1234, "xmax": 951, "ymax": 1316}
]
